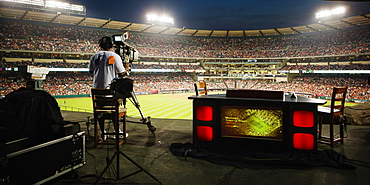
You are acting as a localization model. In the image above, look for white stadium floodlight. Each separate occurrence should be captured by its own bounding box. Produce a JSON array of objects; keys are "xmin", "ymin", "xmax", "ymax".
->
[
  {"xmin": 45, "ymin": 1, "xmax": 84, "ymax": 12},
  {"xmin": 147, "ymin": 14, "xmax": 174, "ymax": 26},
  {"xmin": 0, "ymin": 0, "xmax": 85, "ymax": 15},
  {"xmin": 315, "ymin": 7, "xmax": 346, "ymax": 19}
]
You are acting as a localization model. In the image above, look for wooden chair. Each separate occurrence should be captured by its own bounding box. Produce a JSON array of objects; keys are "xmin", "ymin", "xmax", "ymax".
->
[
  {"xmin": 91, "ymin": 89, "xmax": 127, "ymax": 149},
  {"xmin": 194, "ymin": 80, "xmax": 208, "ymax": 96},
  {"xmin": 317, "ymin": 86, "xmax": 347, "ymax": 147}
]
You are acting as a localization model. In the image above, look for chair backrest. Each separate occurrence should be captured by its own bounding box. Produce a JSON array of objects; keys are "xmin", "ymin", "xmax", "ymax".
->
[
  {"xmin": 329, "ymin": 86, "xmax": 347, "ymax": 115},
  {"xmin": 194, "ymin": 80, "xmax": 208, "ymax": 96},
  {"xmin": 91, "ymin": 88, "xmax": 119, "ymax": 113}
]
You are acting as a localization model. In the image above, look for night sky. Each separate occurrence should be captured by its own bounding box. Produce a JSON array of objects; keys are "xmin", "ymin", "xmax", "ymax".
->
[{"xmin": 67, "ymin": 0, "xmax": 370, "ymax": 30}]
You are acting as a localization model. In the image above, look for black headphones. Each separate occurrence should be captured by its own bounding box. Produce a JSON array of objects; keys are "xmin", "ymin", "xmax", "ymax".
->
[{"xmin": 98, "ymin": 36, "xmax": 114, "ymax": 49}]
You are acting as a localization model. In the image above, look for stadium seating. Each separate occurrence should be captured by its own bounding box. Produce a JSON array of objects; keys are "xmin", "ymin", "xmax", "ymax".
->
[{"xmin": 0, "ymin": 19, "xmax": 369, "ymax": 102}]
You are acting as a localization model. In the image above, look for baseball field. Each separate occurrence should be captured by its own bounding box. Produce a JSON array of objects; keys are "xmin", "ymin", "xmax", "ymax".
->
[
  {"xmin": 56, "ymin": 93, "xmax": 359, "ymax": 120},
  {"xmin": 56, "ymin": 93, "xmax": 194, "ymax": 120}
]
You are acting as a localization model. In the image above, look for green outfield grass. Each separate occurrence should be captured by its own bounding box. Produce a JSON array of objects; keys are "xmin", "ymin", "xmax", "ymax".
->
[
  {"xmin": 56, "ymin": 93, "xmax": 194, "ymax": 120},
  {"xmin": 323, "ymin": 101, "xmax": 358, "ymax": 107},
  {"xmin": 56, "ymin": 93, "xmax": 360, "ymax": 120}
]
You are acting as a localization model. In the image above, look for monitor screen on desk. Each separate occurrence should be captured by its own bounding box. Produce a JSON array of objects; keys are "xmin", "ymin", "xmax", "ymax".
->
[{"xmin": 220, "ymin": 105, "xmax": 283, "ymax": 141}]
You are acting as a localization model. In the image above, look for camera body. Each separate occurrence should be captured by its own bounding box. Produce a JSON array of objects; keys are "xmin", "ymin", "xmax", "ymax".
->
[
  {"xmin": 109, "ymin": 32, "xmax": 136, "ymax": 97},
  {"xmin": 111, "ymin": 32, "xmax": 139, "ymax": 65}
]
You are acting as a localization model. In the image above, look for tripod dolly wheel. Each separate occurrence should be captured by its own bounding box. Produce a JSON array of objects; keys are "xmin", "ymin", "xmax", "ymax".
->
[
  {"xmin": 148, "ymin": 125, "xmax": 156, "ymax": 133},
  {"xmin": 144, "ymin": 116, "xmax": 156, "ymax": 133}
]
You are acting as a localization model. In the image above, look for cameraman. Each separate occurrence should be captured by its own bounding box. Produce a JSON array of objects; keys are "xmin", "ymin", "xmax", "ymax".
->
[
  {"xmin": 88, "ymin": 36, "xmax": 129, "ymax": 139},
  {"xmin": 89, "ymin": 36, "xmax": 129, "ymax": 89}
]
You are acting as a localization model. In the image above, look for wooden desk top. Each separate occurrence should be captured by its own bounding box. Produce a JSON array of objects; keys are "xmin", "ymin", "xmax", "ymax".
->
[{"xmin": 188, "ymin": 94, "xmax": 327, "ymax": 105}]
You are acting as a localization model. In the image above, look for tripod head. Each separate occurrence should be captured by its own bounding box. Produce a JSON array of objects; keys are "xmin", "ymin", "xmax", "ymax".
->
[{"xmin": 110, "ymin": 77, "xmax": 134, "ymax": 100}]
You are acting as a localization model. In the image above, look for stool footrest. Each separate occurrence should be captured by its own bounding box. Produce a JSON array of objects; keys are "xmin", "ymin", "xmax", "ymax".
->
[
  {"xmin": 98, "ymin": 140, "xmax": 126, "ymax": 146},
  {"xmin": 318, "ymin": 135, "xmax": 343, "ymax": 145}
]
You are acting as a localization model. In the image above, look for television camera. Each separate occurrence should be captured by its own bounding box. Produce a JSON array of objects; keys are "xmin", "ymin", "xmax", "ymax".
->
[
  {"xmin": 108, "ymin": 32, "xmax": 156, "ymax": 133},
  {"xmin": 111, "ymin": 31, "xmax": 138, "ymax": 75},
  {"xmin": 18, "ymin": 65, "xmax": 50, "ymax": 90}
]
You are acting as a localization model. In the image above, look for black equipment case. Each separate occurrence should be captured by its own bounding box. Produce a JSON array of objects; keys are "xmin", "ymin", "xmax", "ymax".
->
[{"xmin": 0, "ymin": 131, "xmax": 85, "ymax": 185}]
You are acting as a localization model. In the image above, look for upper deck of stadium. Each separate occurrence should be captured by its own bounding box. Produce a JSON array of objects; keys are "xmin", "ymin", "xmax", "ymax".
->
[{"xmin": 0, "ymin": 6, "xmax": 369, "ymax": 37}]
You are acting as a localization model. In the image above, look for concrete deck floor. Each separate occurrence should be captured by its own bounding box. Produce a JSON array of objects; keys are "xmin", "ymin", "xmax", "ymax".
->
[{"xmin": 48, "ymin": 110, "xmax": 370, "ymax": 185}]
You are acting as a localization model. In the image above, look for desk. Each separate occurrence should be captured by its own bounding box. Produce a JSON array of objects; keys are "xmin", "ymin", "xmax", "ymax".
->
[{"xmin": 188, "ymin": 94, "xmax": 326, "ymax": 153}]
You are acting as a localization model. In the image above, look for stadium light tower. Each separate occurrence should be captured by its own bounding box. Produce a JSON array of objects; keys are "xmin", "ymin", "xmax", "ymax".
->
[
  {"xmin": 0, "ymin": 0, "xmax": 86, "ymax": 16},
  {"xmin": 315, "ymin": 6, "xmax": 346, "ymax": 19},
  {"xmin": 146, "ymin": 13, "xmax": 174, "ymax": 26}
]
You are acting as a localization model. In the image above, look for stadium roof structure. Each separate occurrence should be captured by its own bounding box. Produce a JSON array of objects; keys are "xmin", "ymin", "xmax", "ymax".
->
[{"xmin": 0, "ymin": 6, "xmax": 369, "ymax": 37}]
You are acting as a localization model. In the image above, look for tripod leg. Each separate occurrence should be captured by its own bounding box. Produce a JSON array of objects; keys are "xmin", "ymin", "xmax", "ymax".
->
[
  {"xmin": 118, "ymin": 151, "xmax": 162, "ymax": 184},
  {"xmin": 94, "ymin": 151, "xmax": 120, "ymax": 184},
  {"xmin": 129, "ymin": 91, "xmax": 144, "ymax": 117},
  {"xmin": 128, "ymin": 91, "xmax": 156, "ymax": 133},
  {"xmin": 144, "ymin": 116, "xmax": 156, "ymax": 133}
]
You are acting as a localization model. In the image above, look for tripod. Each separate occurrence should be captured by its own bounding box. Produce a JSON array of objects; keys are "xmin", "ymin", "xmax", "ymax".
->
[
  {"xmin": 94, "ymin": 113, "xmax": 161, "ymax": 184},
  {"xmin": 93, "ymin": 84, "xmax": 161, "ymax": 184},
  {"xmin": 111, "ymin": 77, "xmax": 156, "ymax": 133},
  {"xmin": 125, "ymin": 91, "xmax": 156, "ymax": 132},
  {"xmin": 85, "ymin": 116, "xmax": 94, "ymax": 141}
]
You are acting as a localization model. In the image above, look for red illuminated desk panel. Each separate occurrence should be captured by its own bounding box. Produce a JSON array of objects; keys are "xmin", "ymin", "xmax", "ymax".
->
[{"xmin": 188, "ymin": 94, "xmax": 326, "ymax": 153}]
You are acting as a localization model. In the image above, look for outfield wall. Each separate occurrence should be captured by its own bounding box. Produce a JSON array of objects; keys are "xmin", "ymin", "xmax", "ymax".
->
[{"xmin": 53, "ymin": 94, "xmax": 90, "ymax": 99}]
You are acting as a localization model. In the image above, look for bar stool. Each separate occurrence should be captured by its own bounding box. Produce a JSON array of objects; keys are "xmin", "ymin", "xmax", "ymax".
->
[
  {"xmin": 194, "ymin": 80, "xmax": 208, "ymax": 96},
  {"xmin": 91, "ymin": 88, "xmax": 127, "ymax": 149},
  {"xmin": 317, "ymin": 86, "xmax": 347, "ymax": 147}
]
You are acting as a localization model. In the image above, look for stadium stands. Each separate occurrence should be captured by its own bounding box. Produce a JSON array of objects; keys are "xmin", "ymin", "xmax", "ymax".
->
[
  {"xmin": 0, "ymin": 19, "xmax": 369, "ymax": 102},
  {"xmin": 1, "ymin": 19, "xmax": 369, "ymax": 58}
]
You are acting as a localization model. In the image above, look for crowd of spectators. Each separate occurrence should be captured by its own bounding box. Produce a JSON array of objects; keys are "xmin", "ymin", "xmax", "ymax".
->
[
  {"xmin": 205, "ymin": 76, "xmax": 370, "ymax": 101},
  {"xmin": 3, "ymin": 59, "xmax": 370, "ymax": 72},
  {"xmin": 1, "ymin": 19, "xmax": 370, "ymax": 59},
  {"xmin": 42, "ymin": 72, "xmax": 92, "ymax": 95},
  {"xmin": 0, "ymin": 19, "xmax": 369, "ymax": 101},
  {"xmin": 0, "ymin": 74, "xmax": 26, "ymax": 95},
  {"xmin": 281, "ymin": 63, "xmax": 370, "ymax": 71},
  {"xmin": 129, "ymin": 73, "xmax": 194, "ymax": 93},
  {"xmin": 131, "ymin": 63, "xmax": 202, "ymax": 70},
  {"xmin": 1, "ymin": 73, "xmax": 368, "ymax": 101},
  {"xmin": 0, "ymin": 72, "xmax": 195, "ymax": 96},
  {"xmin": 0, "ymin": 60, "xmax": 202, "ymax": 70}
]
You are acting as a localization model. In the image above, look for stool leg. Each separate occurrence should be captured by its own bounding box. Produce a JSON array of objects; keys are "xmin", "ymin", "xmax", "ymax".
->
[
  {"xmin": 330, "ymin": 116, "xmax": 334, "ymax": 147},
  {"xmin": 318, "ymin": 115, "xmax": 322, "ymax": 139},
  {"xmin": 114, "ymin": 116, "xmax": 119, "ymax": 151},
  {"xmin": 340, "ymin": 118, "xmax": 344, "ymax": 144},
  {"xmin": 122, "ymin": 114, "xmax": 126, "ymax": 140},
  {"xmin": 94, "ymin": 117, "xmax": 98, "ymax": 149}
]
